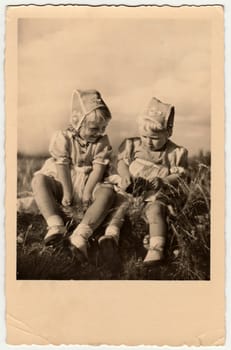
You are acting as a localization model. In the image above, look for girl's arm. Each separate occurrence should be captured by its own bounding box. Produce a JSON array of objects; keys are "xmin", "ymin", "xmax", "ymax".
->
[
  {"xmin": 151, "ymin": 173, "xmax": 182, "ymax": 193},
  {"xmin": 117, "ymin": 159, "xmax": 130, "ymax": 177},
  {"xmin": 56, "ymin": 163, "xmax": 73, "ymax": 205},
  {"xmin": 82, "ymin": 163, "xmax": 106, "ymax": 203},
  {"xmin": 49, "ymin": 130, "xmax": 73, "ymax": 205},
  {"xmin": 117, "ymin": 159, "xmax": 132, "ymax": 190},
  {"xmin": 163, "ymin": 147, "xmax": 188, "ymax": 187}
]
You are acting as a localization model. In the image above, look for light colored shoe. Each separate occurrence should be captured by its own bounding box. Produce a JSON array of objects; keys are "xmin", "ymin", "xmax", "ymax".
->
[
  {"xmin": 70, "ymin": 232, "xmax": 88, "ymax": 259},
  {"xmin": 44, "ymin": 225, "xmax": 67, "ymax": 246},
  {"xmin": 143, "ymin": 248, "xmax": 164, "ymax": 266},
  {"xmin": 143, "ymin": 236, "xmax": 165, "ymax": 266}
]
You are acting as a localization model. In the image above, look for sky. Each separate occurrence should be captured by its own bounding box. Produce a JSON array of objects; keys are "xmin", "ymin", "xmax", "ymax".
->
[{"xmin": 18, "ymin": 17, "xmax": 211, "ymax": 156}]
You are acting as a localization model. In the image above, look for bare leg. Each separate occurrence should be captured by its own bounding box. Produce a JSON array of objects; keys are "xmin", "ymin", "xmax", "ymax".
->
[
  {"xmin": 31, "ymin": 174, "xmax": 63, "ymax": 220},
  {"xmin": 81, "ymin": 187, "xmax": 115, "ymax": 230},
  {"xmin": 98, "ymin": 193, "xmax": 129, "ymax": 246},
  {"xmin": 70, "ymin": 186, "xmax": 115, "ymax": 258},
  {"xmin": 145, "ymin": 201, "xmax": 167, "ymax": 238},
  {"xmin": 143, "ymin": 201, "xmax": 167, "ymax": 264},
  {"xmin": 31, "ymin": 174, "xmax": 65, "ymax": 244},
  {"xmin": 98, "ymin": 193, "xmax": 128, "ymax": 269},
  {"xmin": 106, "ymin": 193, "xmax": 129, "ymax": 231}
]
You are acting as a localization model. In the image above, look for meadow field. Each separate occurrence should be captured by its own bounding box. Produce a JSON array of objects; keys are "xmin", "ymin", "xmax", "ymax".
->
[{"xmin": 17, "ymin": 151, "xmax": 211, "ymax": 280}]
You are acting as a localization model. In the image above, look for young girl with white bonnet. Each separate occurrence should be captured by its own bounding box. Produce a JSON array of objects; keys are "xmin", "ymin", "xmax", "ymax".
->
[
  {"xmin": 32, "ymin": 89, "xmax": 116, "ymax": 260},
  {"xmin": 106, "ymin": 97, "xmax": 188, "ymax": 266}
]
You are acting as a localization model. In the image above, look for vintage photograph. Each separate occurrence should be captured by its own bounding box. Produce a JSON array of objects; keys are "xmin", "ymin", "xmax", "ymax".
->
[
  {"xmin": 5, "ymin": 4, "xmax": 225, "ymax": 346},
  {"xmin": 16, "ymin": 13, "xmax": 211, "ymax": 281}
]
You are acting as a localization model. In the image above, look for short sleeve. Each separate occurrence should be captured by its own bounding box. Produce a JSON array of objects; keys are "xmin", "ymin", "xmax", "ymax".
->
[
  {"xmin": 117, "ymin": 138, "xmax": 134, "ymax": 166},
  {"xmin": 49, "ymin": 130, "xmax": 71, "ymax": 165},
  {"xmin": 93, "ymin": 135, "xmax": 113, "ymax": 166},
  {"xmin": 169, "ymin": 147, "xmax": 188, "ymax": 175}
]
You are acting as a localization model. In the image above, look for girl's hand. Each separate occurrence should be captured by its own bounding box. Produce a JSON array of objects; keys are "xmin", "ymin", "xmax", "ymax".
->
[
  {"xmin": 82, "ymin": 192, "xmax": 93, "ymax": 205},
  {"xmin": 152, "ymin": 177, "xmax": 164, "ymax": 191},
  {"xmin": 82, "ymin": 193, "xmax": 93, "ymax": 213},
  {"xmin": 120, "ymin": 175, "xmax": 132, "ymax": 191},
  {"xmin": 62, "ymin": 195, "xmax": 72, "ymax": 207},
  {"xmin": 82, "ymin": 200, "xmax": 92, "ymax": 213}
]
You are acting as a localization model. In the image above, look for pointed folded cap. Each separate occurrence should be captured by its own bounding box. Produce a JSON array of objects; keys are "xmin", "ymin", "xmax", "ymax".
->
[
  {"xmin": 144, "ymin": 97, "xmax": 175, "ymax": 131},
  {"xmin": 71, "ymin": 89, "xmax": 111, "ymax": 130}
]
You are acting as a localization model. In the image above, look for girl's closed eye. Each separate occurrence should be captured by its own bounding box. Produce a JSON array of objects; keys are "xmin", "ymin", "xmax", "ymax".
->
[
  {"xmin": 89, "ymin": 124, "xmax": 106, "ymax": 135},
  {"xmin": 101, "ymin": 125, "xmax": 106, "ymax": 133},
  {"xmin": 77, "ymin": 106, "xmax": 110, "ymax": 143},
  {"xmin": 79, "ymin": 120, "xmax": 108, "ymax": 143},
  {"xmin": 89, "ymin": 127, "xmax": 99, "ymax": 133},
  {"xmin": 141, "ymin": 129, "xmax": 169, "ymax": 150}
]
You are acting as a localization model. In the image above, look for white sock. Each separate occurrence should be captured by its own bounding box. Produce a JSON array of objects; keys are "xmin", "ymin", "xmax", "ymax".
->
[
  {"xmin": 149, "ymin": 236, "xmax": 165, "ymax": 250},
  {"xmin": 47, "ymin": 215, "xmax": 64, "ymax": 227},
  {"xmin": 105, "ymin": 225, "xmax": 120, "ymax": 245},
  {"xmin": 70, "ymin": 224, "xmax": 93, "ymax": 257}
]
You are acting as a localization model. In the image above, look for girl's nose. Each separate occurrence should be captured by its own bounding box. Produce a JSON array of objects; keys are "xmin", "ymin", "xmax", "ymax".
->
[{"xmin": 99, "ymin": 128, "xmax": 105, "ymax": 135}]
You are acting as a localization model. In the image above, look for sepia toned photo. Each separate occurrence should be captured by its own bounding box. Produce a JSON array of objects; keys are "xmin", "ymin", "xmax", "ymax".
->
[
  {"xmin": 16, "ymin": 12, "xmax": 211, "ymax": 281},
  {"xmin": 5, "ymin": 4, "xmax": 225, "ymax": 345}
]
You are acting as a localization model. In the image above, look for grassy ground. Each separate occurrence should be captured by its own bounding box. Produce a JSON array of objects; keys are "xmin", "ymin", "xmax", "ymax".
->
[{"xmin": 17, "ymin": 152, "xmax": 210, "ymax": 280}]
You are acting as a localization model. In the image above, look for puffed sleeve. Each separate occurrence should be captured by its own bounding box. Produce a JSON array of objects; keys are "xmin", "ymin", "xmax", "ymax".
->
[
  {"xmin": 93, "ymin": 135, "xmax": 113, "ymax": 166},
  {"xmin": 117, "ymin": 138, "xmax": 134, "ymax": 166},
  {"xmin": 169, "ymin": 147, "xmax": 188, "ymax": 175},
  {"xmin": 49, "ymin": 130, "xmax": 71, "ymax": 165}
]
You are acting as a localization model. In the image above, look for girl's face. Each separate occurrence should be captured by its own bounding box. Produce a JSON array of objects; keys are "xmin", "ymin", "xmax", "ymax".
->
[
  {"xmin": 79, "ymin": 120, "xmax": 108, "ymax": 143},
  {"xmin": 141, "ymin": 129, "xmax": 169, "ymax": 151}
]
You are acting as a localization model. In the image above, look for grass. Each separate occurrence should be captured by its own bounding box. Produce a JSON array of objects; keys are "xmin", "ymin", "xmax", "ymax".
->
[{"xmin": 16, "ymin": 152, "xmax": 210, "ymax": 280}]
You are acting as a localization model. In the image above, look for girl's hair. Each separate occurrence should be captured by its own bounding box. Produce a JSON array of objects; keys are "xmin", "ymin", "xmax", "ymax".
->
[
  {"xmin": 83, "ymin": 107, "xmax": 111, "ymax": 126},
  {"xmin": 71, "ymin": 107, "xmax": 111, "ymax": 130},
  {"xmin": 138, "ymin": 116, "xmax": 166, "ymax": 135}
]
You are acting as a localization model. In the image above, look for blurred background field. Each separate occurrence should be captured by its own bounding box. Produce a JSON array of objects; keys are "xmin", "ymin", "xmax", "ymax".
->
[{"xmin": 17, "ymin": 151, "xmax": 211, "ymax": 280}]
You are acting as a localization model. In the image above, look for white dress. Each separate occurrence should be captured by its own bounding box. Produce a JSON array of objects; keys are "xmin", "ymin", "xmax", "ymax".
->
[
  {"xmin": 116, "ymin": 137, "xmax": 188, "ymax": 202},
  {"xmin": 117, "ymin": 138, "xmax": 188, "ymax": 180},
  {"xmin": 35, "ymin": 128, "xmax": 113, "ymax": 203}
]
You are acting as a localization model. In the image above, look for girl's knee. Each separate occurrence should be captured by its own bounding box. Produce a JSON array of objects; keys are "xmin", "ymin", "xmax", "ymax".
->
[
  {"xmin": 145, "ymin": 202, "xmax": 166, "ymax": 222},
  {"xmin": 103, "ymin": 187, "xmax": 115, "ymax": 202},
  {"xmin": 94, "ymin": 186, "xmax": 115, "ymax": 201},
  {"xmin": 31, "ymin": 174, "xmax": 48, "ymax": 191}
]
